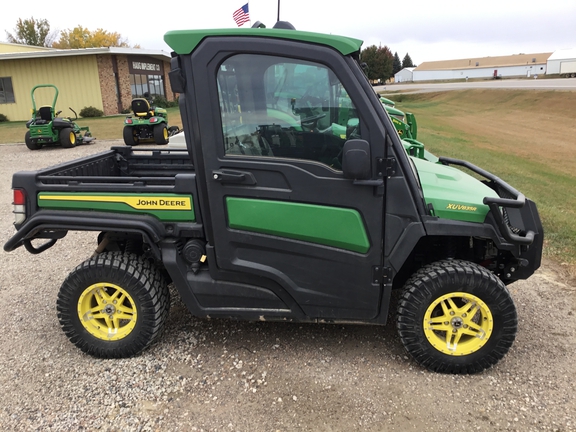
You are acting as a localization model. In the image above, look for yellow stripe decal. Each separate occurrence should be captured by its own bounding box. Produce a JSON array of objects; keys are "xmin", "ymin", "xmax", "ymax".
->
[{"xmin": 39, "ymin": 194, "xmax": 192, "ymax": 210}]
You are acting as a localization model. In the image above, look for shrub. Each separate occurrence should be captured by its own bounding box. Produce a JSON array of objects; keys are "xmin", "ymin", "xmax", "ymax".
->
[
  {"xmin": 79, "ymin": 106, "xmax": 104, "ymax": 117},
  {"xmin": 152, "ymin": 96, "xmax": 169, "ymax": 108},
  {"xmin": 152, "ymin": 96, "xmax": 179, "ymax": 108},
  {"xmin": 0, "ymin": 113, "xmax": 8, "ymax": 122}
]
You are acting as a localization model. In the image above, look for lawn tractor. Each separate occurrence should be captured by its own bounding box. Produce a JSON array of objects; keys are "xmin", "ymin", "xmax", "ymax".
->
[
  {"xmin": 25, "ymin": 84, "xmax": 94, "ymax": 151},
  {"xmin": 123, "ymin": 96, "xmax": 180, "ymax": 145}
]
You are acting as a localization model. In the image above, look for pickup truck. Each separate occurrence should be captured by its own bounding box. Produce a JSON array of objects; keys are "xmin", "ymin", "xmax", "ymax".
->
[{"xmin": 4, "ymin": 22, "xmax": 543, "ymax": 373}]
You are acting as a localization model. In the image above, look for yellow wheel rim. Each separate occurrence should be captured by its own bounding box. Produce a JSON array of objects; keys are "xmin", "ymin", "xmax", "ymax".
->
[
  {"xmin": 163, "ymin": 128, "xmax": 168, "ymax": 140},
  {"xmin": 77, "ymin": 283, "xmax": 137, "ymax": 341},
  {"xmin": 70, "ymin": 132, "xmax": 76, "ymax": 145},
  {"xmin": 423, "ymin": 292, "xmax": 493, "ymax": 356}
]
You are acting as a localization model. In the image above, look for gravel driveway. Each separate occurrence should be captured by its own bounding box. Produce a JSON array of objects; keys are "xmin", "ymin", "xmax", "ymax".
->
[{"xmin": 1, "ymin": 141, "xmax": 575, "ymax": 431}]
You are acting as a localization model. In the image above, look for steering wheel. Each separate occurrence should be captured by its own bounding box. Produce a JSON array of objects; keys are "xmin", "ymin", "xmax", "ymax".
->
[{"xmin": 300, "ymin": 113, "xmax": 326, "ymax": 129}]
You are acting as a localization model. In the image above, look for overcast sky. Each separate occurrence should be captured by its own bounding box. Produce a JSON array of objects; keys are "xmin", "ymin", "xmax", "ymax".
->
[{"xmin": 1, "ymin": 0, "xmax": 575, "ymax": 64}]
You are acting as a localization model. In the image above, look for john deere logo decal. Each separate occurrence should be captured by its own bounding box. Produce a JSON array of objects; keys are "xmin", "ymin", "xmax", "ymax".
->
[
  {"xmin": 446, "ymin": 203, "xmax": 478, "ymax": 212},
  {"xmin": 134, "ymin": 198, "xmax": 189, "ymax": 209}
]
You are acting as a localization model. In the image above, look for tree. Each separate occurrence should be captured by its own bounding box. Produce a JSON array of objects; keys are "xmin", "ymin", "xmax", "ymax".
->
[
  {"xmin": 53, "ymin": 26, "xmax": 133, "ymax": 49},
  {"xmin": 361, "ymin": 45, "xmax": 394, "ymax": 83},
  {"xmin": 402, "ymin": 53, "xmax": 415, "ymax": 69},
  {"xmin": 5, "ymin": 17, "xmax": 57, "ymax": 47},
  {"xmin": 393, "ymin": 52, "xmax": 402, "ymax": 75}
]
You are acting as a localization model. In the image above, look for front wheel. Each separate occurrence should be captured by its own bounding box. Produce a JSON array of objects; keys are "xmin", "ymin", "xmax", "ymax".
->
[
  {"xmin": 397, "ymin": 260, "xmax": 517, "ymax": 374},
  {"xmin": 56, "ymin": 252, "xmax": 170, "ymax": 358},
  {"xmin": 60, "ymin": 127, "xmax": 77, "ymax": 148}
]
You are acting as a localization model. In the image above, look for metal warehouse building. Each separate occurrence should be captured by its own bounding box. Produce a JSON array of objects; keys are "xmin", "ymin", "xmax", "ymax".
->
[
  {"xmin": 412, "ymin": 52, "xmax": 552, "ymax": 82},
  {"xmin": 0, "ymin": 42, "xmax": 175, "ymax": 122},
  {"xmin": 394, "ymin": 67, "xmax": 415, "ymax": 83},
  {"xmin": 546, "ymin": 48, "xmax": 576, "ymax": 77}
]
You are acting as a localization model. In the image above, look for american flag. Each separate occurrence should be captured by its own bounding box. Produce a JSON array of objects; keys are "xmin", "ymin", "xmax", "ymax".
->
[{"xmin": 233, "ymin": 3, "xmax": 250, "ymax": 27}]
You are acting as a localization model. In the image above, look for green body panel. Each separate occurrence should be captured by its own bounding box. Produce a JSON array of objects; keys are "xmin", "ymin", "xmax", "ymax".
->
[
  {"xmin": 385, "ymin": 105, "xmax": 405, "ymax": 119},
  {"xmin": 226, "ymin": 197, "xmax": 370, "ymax": 253},
  {"xmin": 164, "ymin": 28, "xmax": 363, "ymax": 56},
  {"xmin": 405, "ymin": 113, "xmax": 417, "ymax": 139},
  {"xmin": 379, "ymin": 96, "xmax": 395, "ymax": 107},
  {"xmin": 125, "ymin": 117, "xmax": 168, "ymax": 126},
  {"xmin": 37, "ymin": 192, "xmax": 195, "ymax": 222},
  {"xmin": 411, "ymin": 157, "xmax": 498, "ymax": 223}
]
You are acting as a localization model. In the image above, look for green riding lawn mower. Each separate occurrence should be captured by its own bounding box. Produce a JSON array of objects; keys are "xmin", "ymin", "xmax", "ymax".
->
[
  {"xmin": 25, "ymin": 84, "xmax": 95, "ymax": 151},
  {"xmin": 123, "ymin": 96, "xmax": 180, "ymax": 145}
]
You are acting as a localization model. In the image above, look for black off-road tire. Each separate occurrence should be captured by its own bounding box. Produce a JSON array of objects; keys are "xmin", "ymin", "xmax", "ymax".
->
[
  {"xmin": 25, "ymin": 131, "xmax": 42, "ymax": 150},
  {"xmin": 153, "ymin": 124, "xmax": 169, "ymax": 145},
  {"xmin": 123, "ymin": 126, "xmax": 138, "ymax": 146},
  {"xmin": 60, "ymin": 127, "xmax": 76, "ymax": 148},
  {"xmin": 397, "ymin": 260, "xmax": 517, "ymax": 374},
  {"xmin": 56, "ymin": 252, "xmax": 170, "ymax": 358}
]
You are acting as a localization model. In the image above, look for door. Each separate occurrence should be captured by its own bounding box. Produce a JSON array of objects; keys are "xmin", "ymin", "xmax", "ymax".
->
[{"xmin": 190, "ymin": 43, "xmax": 387, "ymax": 320}]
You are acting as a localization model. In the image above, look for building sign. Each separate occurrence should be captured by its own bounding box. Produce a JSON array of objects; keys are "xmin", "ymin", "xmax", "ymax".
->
[
  {"xmin": 133, "ymin": 61, "xmax": 160, "ymax": 72},
  {"xmin": 128, "ymin": 57, "xmax": 164, "ymax": 75}
]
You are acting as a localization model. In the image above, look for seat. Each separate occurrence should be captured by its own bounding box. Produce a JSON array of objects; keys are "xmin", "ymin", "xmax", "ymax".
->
[
  {"xmin": 131, "ymin": 98, "xmax": 154, "ymax": 118},
  {"xmin": 38, "ymin": 106, "xmax": 54, "ymax": 122}
]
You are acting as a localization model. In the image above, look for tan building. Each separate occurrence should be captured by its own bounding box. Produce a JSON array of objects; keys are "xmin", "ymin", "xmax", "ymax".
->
[
  {"xmin": 0, "ymin": 42, "xmax": 174, "ymax": 122},
  {"xmin": 413, "ymin": 52, "xmax": 552, "ymax": 82}
]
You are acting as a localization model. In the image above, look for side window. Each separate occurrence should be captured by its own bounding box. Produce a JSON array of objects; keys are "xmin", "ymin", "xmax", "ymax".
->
[
  {"xmin": 217, "ymin": 55, "xmax": 361, "ymax": 170},
  {"xmin": 0, "ymin": 77, "xmax": 15, "ymax": 104}
]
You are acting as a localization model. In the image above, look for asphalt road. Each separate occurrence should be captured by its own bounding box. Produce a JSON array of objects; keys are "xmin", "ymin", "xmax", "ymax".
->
[{"xmin": 376, "ymin": 77, "xmax": 576, "ymax": 93}]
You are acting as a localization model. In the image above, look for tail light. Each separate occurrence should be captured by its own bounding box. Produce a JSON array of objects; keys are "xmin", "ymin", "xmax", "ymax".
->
[
  {"xmin": 149, "ymin": 117, "xmax": 158, "ymax": 123},
  {"xmin": 12, "ymin": 188, "xmax": 26, "ymax": 225}
]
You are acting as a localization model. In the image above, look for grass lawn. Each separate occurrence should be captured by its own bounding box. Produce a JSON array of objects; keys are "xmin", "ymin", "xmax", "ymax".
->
[{"xmin": 387, "ymin": 89, "xmax": 576, "ymax": 272}]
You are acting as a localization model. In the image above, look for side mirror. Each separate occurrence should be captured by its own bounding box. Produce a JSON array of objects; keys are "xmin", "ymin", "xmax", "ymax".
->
[{"xmin": 342, "ymin": 139, "xmax": 371, "ymax": 180}]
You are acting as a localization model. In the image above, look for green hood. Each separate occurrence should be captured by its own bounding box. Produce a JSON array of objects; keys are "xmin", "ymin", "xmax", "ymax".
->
[{"xmin": 410, "ymin": 156, "xmax": 499, "ymax": 223}]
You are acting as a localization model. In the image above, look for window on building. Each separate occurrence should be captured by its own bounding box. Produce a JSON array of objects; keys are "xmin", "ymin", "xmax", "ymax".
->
[
  {"xmin": 217, "ymin": 54, "xmax": 361, "ymax": 171},
  {"xmin": 130, "ymin": 74, "xmax": 165, "ymax": 99},
  {"xmin": 0, "ymin": 77, "xmax": 15, "ymax": 104}
]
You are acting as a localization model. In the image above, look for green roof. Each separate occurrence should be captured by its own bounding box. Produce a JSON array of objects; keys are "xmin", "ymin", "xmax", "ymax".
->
[{"xmin": 164, "ymin": 28, "xmax": 363, "ymax": 56}]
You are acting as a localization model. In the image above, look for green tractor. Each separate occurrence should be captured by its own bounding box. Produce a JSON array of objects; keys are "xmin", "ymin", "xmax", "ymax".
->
[
  {"xmin": 379, "ymin": 96, "xmax": 427, "ymax": 159},
  {"xmin": 123, "ymin": 95, "xmax": 180, "ymax": 145},
  {"xmin": 25, "ymin": 84, "xmax": 94, "ymax": 151}
]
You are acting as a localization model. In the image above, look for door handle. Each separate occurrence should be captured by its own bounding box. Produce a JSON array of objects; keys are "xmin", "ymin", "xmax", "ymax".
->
[
  {"xmin": 353, "ymin": 179, "xmax": 383, "ymax": 186},
  {"xmin": 212, "ymin": 169, "xmax": 256, "ymax": 185}
]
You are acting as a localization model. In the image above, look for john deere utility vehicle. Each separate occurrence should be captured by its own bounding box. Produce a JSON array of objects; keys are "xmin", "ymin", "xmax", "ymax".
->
[
  {"xmin": 25, "ymin": 84, "xmax": 94, "ymax": 150},
  {"xmin": 5, "ymin": 22, "xmax": 543, "ymax": 374},
  {"xmin": 123, "ymin": 96, "xmax": 180, "ymax": 145}
]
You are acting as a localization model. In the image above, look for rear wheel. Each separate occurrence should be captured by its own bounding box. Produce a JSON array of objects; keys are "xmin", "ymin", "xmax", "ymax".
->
[
  {"xmin": 123, "ymin": 126, "xmax": 139, "ymax": 146},
  {"xmin": 153, "ymin": 124, "xmax": 169, "ymax": 144},
  {"xmin": 397, "ymin": 260, "xmax": 517, "ymax": 374},
  {"xmin": 60, "ymin": 128, "xmax": 76, "ymax": 148},
  {"xmin": 25, "ymin": 131, "xmax": 42, "ymax": 150},
  {"xmin": 56, "ymin": 252, "xmax": 170, "ymax": 358}
]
